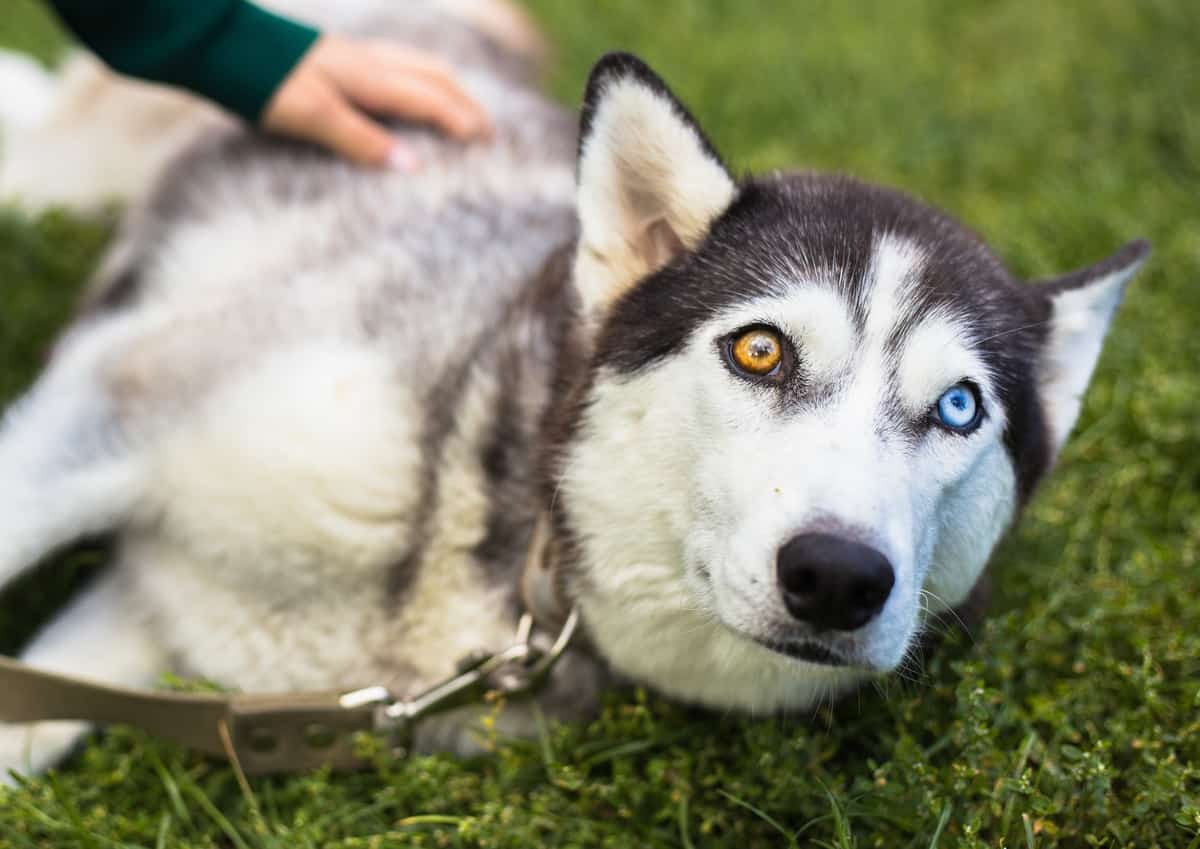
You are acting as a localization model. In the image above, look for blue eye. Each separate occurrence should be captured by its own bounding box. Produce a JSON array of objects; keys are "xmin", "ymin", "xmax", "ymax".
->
[{"xmin": 935, "ymin": 383, "xmax": 981, "ymax": 431}]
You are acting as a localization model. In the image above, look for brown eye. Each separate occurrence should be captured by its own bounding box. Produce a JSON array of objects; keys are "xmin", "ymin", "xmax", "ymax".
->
[{"xmin": 730, "ymin": 328, "xmax": 784, "ymax": 376}]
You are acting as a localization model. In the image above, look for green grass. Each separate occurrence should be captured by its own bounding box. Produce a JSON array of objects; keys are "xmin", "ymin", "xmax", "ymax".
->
[{"xmin": 1, "ymin": 0, "xmax": 1198, "ymax": 845}]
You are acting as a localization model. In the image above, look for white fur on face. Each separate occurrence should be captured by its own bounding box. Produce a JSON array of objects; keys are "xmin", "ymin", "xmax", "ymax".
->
[{"xmin": 566, "ymin": 235, "xmax": 1020, "ymax": 711}]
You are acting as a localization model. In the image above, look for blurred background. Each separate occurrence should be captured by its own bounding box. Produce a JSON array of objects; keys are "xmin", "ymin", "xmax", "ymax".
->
[{"xmin": 0, "ymin": 1, "xmax": 1197, "ymax": 846}]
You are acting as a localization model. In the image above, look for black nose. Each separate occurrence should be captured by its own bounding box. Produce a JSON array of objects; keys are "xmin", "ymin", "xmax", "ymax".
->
[{"xmin": 776, "ymin": 533, "xmax": 895, "ymax": 631}]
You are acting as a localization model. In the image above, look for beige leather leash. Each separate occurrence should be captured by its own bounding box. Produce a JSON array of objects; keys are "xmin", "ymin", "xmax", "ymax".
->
[{"xmin": 0, "ymin": 516, "xmax": 576, "ymax": 775}]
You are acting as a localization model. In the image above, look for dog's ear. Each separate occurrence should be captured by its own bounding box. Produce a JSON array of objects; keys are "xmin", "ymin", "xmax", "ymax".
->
[
  {"xmin": 1034, "ymin": 239, "xmax": 1150, "ymax": 452},
  {"xmin": 573, "ymin": 53, "xmax": 736, "ymax": 318}
]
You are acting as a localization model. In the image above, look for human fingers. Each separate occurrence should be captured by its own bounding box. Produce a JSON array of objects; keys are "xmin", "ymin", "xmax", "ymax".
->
[
  {"xmin": 328, "ymin": 43, "xmax": 492, "ymax": 140},
  {"xmin": 306, "ymin": 91, "xmax": 419, "ymax": 169}
]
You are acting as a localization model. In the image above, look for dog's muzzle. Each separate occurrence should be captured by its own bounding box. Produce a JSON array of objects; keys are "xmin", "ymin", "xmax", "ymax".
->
[{"xmin": 776, "ymin": 532, "xmax": 895, "ymax": 632}]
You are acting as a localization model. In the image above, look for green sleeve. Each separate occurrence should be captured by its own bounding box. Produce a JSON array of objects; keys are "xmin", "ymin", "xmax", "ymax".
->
[{"xmin": 47, "ymin": 0, "xmax": 320, "ymax": 122}]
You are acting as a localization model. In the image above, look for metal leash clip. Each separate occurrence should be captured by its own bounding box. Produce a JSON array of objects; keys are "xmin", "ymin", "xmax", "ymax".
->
[{"xmin": 338, "ymin": 607, "xmax": 579, "ymax": 755}]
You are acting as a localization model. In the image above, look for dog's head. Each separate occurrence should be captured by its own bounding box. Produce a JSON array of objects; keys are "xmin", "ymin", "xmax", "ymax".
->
[{"xmin": 551, "ymin": 54, "xmax": 1148, "ymax": 711}]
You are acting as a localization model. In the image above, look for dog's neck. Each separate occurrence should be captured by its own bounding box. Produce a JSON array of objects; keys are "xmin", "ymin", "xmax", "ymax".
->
[{"xmin": 504, "ymin": 238, "xmax": 599, "ymax": 622}]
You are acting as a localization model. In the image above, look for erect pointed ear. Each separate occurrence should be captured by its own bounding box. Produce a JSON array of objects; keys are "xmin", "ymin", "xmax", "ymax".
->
[
  {"xmin": 573, "ymin": 53, "xmax": 737, "ymax": 318},
  {"xmin": 1036, "ymin": 239, "xmax": 1150, "ymax": 452}
]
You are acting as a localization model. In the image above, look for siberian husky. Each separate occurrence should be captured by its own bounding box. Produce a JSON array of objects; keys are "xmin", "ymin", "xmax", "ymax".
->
[{"xmin": 0, "ymin": 0, "xmax": 1148, "ymax": 778}]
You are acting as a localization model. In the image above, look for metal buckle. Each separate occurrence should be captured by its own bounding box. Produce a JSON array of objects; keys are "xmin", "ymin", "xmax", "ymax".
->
[{"xmin": 336, "ymin": 607, "xmax": 579, "ymax": 756}]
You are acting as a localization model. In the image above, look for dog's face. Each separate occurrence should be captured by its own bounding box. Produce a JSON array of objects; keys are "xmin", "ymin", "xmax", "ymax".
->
[{"xmin": 554, "ymin": 55, "xmax": 1148, "ymax": 712}]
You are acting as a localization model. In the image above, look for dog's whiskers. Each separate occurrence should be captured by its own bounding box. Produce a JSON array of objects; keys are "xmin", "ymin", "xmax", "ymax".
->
[{"xmin": 919, "ymin": 588, "xmax": 975, "ymax": 643}]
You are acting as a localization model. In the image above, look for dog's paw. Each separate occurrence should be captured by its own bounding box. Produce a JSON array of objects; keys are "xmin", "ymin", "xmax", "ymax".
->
[
  {"xmin": 0, "ymin": 720, "xmax": 90, "ymax": 787},
  {"xmin": 411, "ymin": 701, "xmax": 546, "ymax": 756}
]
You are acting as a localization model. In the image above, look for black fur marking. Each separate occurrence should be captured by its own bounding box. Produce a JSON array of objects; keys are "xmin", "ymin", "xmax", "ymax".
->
[
  {"xmin": 384, "ymin": 353, "xmax": 478, "ymax": 601},
  {"xmin": 471, "ymin": 244, "xmax": 588, "ymax": 610},
  {"xmin": 1002, "ymin": 363, "xmax": 1053, "ymax": 504},
  {"xmin": 1035, "ymin": 239, "xmax": 1150, "ymax": 295},
  {"xmin": 390, "ymin": 244, "xmax": 580, "ymax": 603},
  {"xmin": 85, "ymin": 267, "xmax": 143, "ymax": 314},
  {"xmin": 533, "ymin": 247, "xmax": 598, "ymax": 600},
  {"xmin": 596, "ymin": 174, "xmax": 1001, "ymax": 378},
  {"xmin": 578, "ymin": 52, "xmax": 729, "ymax": 173},
  {"xmin": 472, "ymin": 358, "xmax": 534, "ymax": 574},
  {"xmin": 384, "ymin": 251, "xmax": 563, "ymax": 602},
  {"xmin": 592, "ymin": 172, "xmax": 1071, "ymax": 502}
]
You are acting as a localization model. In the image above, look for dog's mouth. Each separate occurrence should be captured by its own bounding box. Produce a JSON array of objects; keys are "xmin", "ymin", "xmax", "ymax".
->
[{"xmin": 755, "ymin": 638, "xmax": 850, "ymax": 667}]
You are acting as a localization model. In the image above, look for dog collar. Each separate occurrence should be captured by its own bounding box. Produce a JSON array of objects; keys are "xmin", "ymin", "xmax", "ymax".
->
[{"xmin": 520, "ymin": 512, "xmax": 571, "ymax": 629}]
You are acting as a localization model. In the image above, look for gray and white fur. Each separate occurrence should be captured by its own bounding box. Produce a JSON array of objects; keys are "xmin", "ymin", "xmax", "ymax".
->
[{"xmin": 0, "ymin": 0, "xmax": 1147, "ymax": 778}]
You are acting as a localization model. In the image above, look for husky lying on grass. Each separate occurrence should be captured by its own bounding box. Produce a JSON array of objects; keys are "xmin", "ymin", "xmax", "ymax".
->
[{"xmin": 0, "ymin": 0, "xmax": 1147, "ymax": 779}]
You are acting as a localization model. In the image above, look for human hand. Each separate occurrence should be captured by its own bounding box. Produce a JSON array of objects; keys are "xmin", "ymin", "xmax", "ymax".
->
[{"xmin": 261, "ymin": 35, "xmax": 492, "ymax": 170}]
